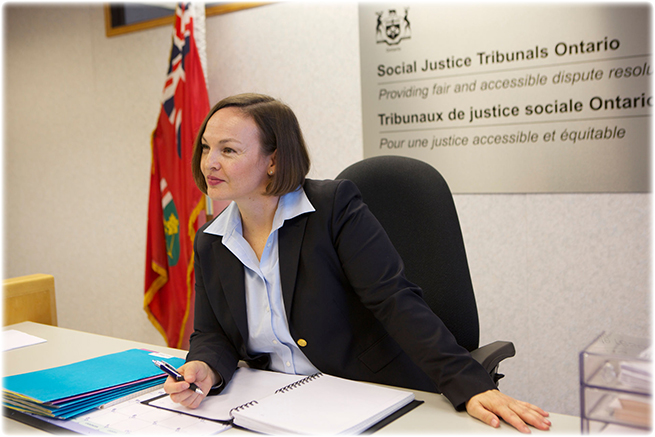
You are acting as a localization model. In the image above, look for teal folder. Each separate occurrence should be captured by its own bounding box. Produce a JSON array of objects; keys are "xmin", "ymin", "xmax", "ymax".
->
[{"xmin": 3, "ymin": 349, "xmax": 184, "ymax": 419}]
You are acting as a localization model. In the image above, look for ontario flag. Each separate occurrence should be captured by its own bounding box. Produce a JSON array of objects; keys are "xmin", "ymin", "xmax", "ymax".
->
[{"xmin": 145, "ymin": 3, "xmax": 209, "ymax": 349}]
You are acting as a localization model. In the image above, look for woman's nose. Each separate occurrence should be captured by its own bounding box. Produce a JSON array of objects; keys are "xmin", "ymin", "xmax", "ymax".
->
[{"xmin": 204, "ymin": 148, "xmax": 221, "ymax": 170}]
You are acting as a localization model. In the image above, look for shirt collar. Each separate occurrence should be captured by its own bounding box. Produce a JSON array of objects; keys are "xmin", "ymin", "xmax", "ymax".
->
[
  {"xmin": 204, "ymin": 186, "xmax": 315, "ymax": 237},
  {"xmin": 271, "ymin": 185, "xmax": 315, "ymax": 232}
]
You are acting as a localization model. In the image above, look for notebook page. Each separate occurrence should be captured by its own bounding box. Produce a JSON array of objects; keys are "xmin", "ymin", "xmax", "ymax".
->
[
  {"xmin": 145, "ymin": 367, "xmax": 305, "ymax": 422},
  {"xmin": 231, "ymin": 373, "xmax": 415, "ymax": 435},
  {"xmin": 3, "ymin": 330, "xmax": 47, "ymax": 351}
]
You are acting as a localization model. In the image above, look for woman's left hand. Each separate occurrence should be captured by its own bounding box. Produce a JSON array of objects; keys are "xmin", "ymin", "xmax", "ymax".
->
[{"xmin": 465, "ymin": 389, "xmax": 551, "ymax": 433}]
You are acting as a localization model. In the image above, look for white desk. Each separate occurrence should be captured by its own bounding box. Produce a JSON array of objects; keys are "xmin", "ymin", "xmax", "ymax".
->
[{"xmin": 3, "ymin": 322, "xmax": 580, "ymax": 434}]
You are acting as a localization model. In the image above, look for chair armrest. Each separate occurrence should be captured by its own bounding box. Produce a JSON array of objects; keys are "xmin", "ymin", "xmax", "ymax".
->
[{"xmin": 470, "ymin": 341, "xmax": 516, "ymax": 375}]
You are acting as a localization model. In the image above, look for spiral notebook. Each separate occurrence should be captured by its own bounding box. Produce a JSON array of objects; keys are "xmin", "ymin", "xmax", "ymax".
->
[{"xmin": 144, "ymin": 367, "xmax": 416, "ymax": 434}]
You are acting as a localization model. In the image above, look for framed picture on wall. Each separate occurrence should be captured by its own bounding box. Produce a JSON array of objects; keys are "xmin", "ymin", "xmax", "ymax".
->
[{"xmin": 104, "ymin": 3, "xmax": 267, "ymax": 37}]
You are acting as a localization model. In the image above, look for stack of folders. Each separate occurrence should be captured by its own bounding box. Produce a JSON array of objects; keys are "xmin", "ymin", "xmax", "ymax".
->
[{"xmin": 3, "ymin": 349, "xmax": 184, "ymax": 419}]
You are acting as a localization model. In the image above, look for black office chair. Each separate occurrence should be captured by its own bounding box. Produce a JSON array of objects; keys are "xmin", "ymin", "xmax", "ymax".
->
[{"xmin": 337, "ymin": 155, "xmax": 515, "ymax": 386}]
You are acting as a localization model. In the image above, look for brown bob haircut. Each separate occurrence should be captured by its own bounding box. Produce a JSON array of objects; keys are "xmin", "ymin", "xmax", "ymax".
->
[{"xmin": 192, "ymin": 93, "xmax": 311, "ymax": 197}]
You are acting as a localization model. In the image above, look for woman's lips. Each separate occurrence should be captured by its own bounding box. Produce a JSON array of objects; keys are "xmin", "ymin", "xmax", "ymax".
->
[{"xmin": 206, "ymin": 176, "xmax": 223, "ymax": 187}]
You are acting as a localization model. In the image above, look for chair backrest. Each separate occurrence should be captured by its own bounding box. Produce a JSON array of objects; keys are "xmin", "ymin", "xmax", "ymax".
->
[
  {"xmin": 337, "ymin": 156, "xmax": 479, "ymax": 351},
  {"xmin": 3, "ymin": 274, "xmax": 58, "ymax": 326}
]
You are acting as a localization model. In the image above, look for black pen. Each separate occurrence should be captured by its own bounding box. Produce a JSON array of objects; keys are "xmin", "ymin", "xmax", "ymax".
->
[{"xmin": 152, "ymin": 360, "xmax": 204, "ymax": 395}]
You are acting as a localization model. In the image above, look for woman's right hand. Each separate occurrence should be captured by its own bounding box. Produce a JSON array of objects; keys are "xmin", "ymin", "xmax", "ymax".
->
[{"xmin": 163, "ymin": 360, "xmax": 221, "ymax": 409}]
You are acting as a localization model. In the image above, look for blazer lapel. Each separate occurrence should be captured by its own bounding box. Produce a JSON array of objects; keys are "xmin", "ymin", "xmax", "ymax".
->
[
  {"xmin": 278, "ymin": 213, "xmax": 309, "ymax": 320},
  {"xmin": 213, "ymin": 240, "xmax": 249, "ymax": 344}
]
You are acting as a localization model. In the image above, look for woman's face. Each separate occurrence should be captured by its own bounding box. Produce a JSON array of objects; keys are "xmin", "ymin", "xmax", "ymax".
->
[{"xmin": 200, "ymin": 107, "xmax": 275, "ymax": 203}]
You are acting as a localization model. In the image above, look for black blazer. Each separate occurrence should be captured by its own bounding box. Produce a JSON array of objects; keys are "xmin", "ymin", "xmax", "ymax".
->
[{"xmin": 187, "ymin": 179, "xmax": 496, "ymax": 410}]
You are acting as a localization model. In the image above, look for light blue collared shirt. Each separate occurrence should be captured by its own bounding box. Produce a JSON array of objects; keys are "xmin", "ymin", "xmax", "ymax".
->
[{"xmin": 203, "ymin": 187, "xmax": 319, "ymax": 376}]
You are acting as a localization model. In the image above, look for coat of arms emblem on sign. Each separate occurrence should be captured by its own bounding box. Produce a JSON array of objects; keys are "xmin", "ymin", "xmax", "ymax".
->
[{"xmin": 376, "ymin": 8, "xmax": 411, "ymax": 46}]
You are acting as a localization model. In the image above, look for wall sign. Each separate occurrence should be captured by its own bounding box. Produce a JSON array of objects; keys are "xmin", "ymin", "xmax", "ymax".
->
[{"xmin": 358, "ymin": 3, "xmax": 651, "ymax": 193}]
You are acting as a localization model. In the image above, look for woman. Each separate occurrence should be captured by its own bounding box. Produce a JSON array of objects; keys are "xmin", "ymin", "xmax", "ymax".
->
[{"xmin": 164, "ymin": 93, "xmax": 550, "ymax": 433}]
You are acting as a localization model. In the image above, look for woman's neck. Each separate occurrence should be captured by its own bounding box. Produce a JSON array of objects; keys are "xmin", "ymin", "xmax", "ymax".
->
[{"xmin": 236, "ymin": 195, "xmax": 280, "ymax": 261}]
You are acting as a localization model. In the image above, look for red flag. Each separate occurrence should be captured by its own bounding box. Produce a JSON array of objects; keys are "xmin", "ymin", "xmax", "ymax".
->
[{"xmin": 145, "ymin": 3, "xmax": 209, "ymax": 349}]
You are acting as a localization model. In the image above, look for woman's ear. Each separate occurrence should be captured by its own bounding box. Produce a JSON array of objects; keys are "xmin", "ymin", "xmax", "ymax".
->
[{"xmin": 268, "ymin": 150, "xmax": 277, "ymax": 175}]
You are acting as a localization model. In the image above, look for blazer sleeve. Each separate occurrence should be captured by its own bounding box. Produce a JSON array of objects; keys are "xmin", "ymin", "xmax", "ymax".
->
[
  {"xmin": 329, "ymin": 179, "xmax": 497, "ymax": 410},
  {"xmin": 185, "ymin": 227, "xmax": 241, "ymax": 391}
]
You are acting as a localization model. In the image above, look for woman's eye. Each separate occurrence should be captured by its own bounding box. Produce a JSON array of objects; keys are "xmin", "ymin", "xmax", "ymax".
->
[{"xmin": 201, "ymin": 143, "xmax": 210, "ymax": 152}]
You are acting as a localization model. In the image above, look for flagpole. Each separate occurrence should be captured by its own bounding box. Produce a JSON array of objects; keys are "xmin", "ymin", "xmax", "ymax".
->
[{"xmin": 192, "ymin": 3, "xmax": 208, "ymax": 90}]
